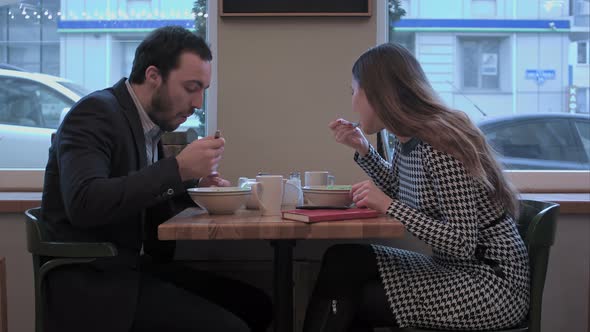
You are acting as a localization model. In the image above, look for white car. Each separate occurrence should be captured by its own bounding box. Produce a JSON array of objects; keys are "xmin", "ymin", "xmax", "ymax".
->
[
  {"xmin": 0, "ymin": 68, "xmax": 86, "ymax": 168},
  {"xmin": 0, "ymin": 68, "xmax": 202, "ymax": 169}
]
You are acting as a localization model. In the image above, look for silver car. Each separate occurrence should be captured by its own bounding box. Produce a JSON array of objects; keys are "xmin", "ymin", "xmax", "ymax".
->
[{"xmin": 478, "ymin": 113, "xmax": 590, "ymax": 170}]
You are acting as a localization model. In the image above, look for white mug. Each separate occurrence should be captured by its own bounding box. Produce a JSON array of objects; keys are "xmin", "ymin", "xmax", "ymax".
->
[
  {"xmin": 251, "ymin": 175, "xmax": 284, "ymax": 216},
  {"xmin": 304, "ymin": 171, "xmax": 335, "ymax": 187}
]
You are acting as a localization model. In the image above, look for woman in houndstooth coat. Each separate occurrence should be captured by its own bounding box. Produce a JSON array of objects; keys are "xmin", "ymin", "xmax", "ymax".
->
[{"xmin": 303, "ymin": 43, "xmax": 529, "ymax": 332}]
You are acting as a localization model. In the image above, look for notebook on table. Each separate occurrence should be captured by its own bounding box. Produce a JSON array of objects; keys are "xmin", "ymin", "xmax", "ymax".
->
[{"xmin": 281, "ymin": 208, "xmax": 379, "ymax": 223}]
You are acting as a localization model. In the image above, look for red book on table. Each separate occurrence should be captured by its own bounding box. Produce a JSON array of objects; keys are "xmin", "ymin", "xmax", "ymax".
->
[{"xmin": 281, "ymin": 208, "xmax": 380, "ymax": 223}]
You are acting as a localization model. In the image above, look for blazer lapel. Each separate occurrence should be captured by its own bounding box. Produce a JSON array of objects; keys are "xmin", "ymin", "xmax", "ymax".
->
[{"xmin": 112, "ymin": 78, "xmax": 147, "ymax": 169}]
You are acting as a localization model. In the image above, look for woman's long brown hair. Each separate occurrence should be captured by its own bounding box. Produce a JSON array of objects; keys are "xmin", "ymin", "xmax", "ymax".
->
[{"xmin": 352, "ymin": 43, "xmax": 518, "ymax": 216}]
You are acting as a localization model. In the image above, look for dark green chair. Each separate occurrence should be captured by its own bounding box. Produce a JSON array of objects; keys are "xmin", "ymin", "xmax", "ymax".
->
[
  {"xmin": 25, "ymin": 207, "xmax": 118, "ymax": 332},
  {"xmin": 395, "ymin": 199, "xmax": 560, "ymax": 332}
]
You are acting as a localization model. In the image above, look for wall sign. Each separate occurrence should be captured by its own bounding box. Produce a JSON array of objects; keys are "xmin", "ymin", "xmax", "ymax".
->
[
  {"xmin": 568, "ymin": 86, "xmax": 578, "ymax": 113},
  {"xmin": 526, "ymin": 69, "xmax": 556, "ymax": 85}
]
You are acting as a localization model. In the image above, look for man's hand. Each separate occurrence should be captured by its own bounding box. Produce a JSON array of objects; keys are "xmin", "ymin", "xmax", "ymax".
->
[
  {"xmin": 350, "ymin": 180, "xmax": 392, "ymax": 214},
  {"xmin": 176, "ymin": 135, "xmax": 225, "ymax": 181},
  {"xmin": 199, "ymin": 174, "xmax": 231, "ymax": 187}
]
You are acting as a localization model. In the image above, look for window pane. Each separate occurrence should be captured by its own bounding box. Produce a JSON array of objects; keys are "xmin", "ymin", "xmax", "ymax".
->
[
  {"xmin": 0, "ymin": 0, "xmax": 209, "ymax": 169},
  {"xmin": 0, "ymin": 7, "xmax": 7, "ymax": 40},
  {"xmin": 462, "ymin": 41, "xmax": 479, "ymax": 88},
  {"xmin": 578, "ymin": 42, "xmax": 588, "ymax": 64},
  {"xmin": 385, "ymin": 0, "xmax": 590, "ymax": 170},
  {"xmin": 459, "ymin": 38, "xmax": 500, "ymax": 89},
  {"xmin": 41, "ymin": 43, "xmax": 59, "ymax": 75},
  {"xmin": 8, "ymin": 43, "xmax": 40, "ymax": 72},
  {"xmin": 480, "ymin": 39, "xmax": 499, "ymax": 89}
]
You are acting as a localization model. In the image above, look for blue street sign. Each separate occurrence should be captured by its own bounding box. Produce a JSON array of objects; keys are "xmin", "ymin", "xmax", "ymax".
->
[{"xmin": 526, "ymin": 69, "xmax": 556, "ymax": 85}]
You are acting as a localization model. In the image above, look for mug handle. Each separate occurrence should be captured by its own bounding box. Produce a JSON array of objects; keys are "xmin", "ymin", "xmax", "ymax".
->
[
  {"xmin": 250, "ymin": 182, "xmax": 267, "ymax": 213},
  {"xmin": 328, "ymin": 175, "xmax": 335, "ymax": 186}
]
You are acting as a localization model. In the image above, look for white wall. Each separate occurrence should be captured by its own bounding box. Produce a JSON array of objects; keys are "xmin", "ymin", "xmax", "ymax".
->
[
  {"xmin": 510, "ymin": 0, "xmax": 570, "ymax": 18},
  {"xmin": 418, "ymin": 0, "xmax": 466, "ymax": 18},
  {"xmin": 406, "ymin": 0, "xmax": 571, "ymax": 19},
  {"xmin": 216, "ymin": 13, "xmax": 376, "ymax": 185}
]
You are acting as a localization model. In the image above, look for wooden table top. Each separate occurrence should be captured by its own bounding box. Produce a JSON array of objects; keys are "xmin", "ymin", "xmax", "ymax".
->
[{"xmin": 158, "ymin": 208, "xmax": 405, "ymax": 241}]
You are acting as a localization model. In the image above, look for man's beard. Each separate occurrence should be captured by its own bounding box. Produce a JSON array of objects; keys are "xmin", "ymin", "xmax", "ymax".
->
[{"xmin": 149, "ymin": 86, "xmax": 177, "ymax": 132}]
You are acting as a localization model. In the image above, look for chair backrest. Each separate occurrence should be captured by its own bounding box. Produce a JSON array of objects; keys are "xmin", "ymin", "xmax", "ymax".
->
[
  {"xmin": 25, "ymin": 207, "xmax": 47, "ymax": 332},
  {"xmin": 0, "ymin": 257, "xmax": 7, "ymax": 332},
  {"xmin": 25, "ymin": 207, "xmax": 47, "ymax": 255},
  {"xmin": 515, "ymin": 199, "xmax": 560, "ymax": 332},
  {"xmin": 24, "ymin": 207, "xmax": 118, "ymax": 332}
]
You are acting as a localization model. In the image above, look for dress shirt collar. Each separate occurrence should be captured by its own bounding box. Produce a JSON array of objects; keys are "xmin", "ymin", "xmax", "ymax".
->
[{"xmin": 125, "ymin": 79, "xmax": 162, "ymax": 141}]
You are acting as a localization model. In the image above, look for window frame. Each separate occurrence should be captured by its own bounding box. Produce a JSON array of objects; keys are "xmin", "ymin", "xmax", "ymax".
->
[
  {"xmin": 377, "ymin": 0, "xmax": 590, "ymax": 193},
  {"xmin": 0, "ymin": 0, "xmax": 219, "ymax": 191}
]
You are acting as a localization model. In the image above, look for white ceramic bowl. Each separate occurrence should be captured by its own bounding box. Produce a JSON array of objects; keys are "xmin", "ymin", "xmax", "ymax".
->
[
  {"xmin": 302, "ymin": 185, "xmax": 353, "ymax": 207},
  {"xmin": 187, "ymin": 187, "xmax": 251, "ymax": 214}
]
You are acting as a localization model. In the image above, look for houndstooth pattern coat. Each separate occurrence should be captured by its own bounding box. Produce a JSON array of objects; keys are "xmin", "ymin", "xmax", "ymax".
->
[{"xmin": 355, "ymin": 137, "xmax": 529, "ymax": 330}]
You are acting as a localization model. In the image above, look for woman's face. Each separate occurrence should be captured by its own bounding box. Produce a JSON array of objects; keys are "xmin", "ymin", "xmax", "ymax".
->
[{"xmin": 351, "ymin": 78, "xmax": 383, "ymax": 135}]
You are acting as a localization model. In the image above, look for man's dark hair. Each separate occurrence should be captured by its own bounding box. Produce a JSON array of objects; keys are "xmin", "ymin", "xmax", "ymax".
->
[{"xmin": 129, "ymin": 26, "xmax": 212, "ymax": 84}]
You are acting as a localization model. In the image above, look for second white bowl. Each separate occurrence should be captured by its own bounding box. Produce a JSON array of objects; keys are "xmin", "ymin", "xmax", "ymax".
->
[{"xmin": 302, "ymin": 185, "xmax": 353, "ymax": 207}]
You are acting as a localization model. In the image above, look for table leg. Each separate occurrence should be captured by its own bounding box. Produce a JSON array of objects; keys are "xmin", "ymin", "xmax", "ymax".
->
[{"xmin": 270, "ymin": 240, "xmax": 295, "ymax": 332}]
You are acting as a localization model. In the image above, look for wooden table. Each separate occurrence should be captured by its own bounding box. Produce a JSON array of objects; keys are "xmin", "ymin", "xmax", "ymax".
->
[{"xmin": 159, "ymin": 208, "xmax": 405, "ymax": 332}]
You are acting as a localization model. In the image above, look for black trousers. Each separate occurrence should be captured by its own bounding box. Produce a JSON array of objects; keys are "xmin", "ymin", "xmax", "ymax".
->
[
  {"xmin": 131, "ymin": 258, "xmax": 273, "ymax": 332},
  {"xmin": 45, "ymin": 258, "xmax": 272, "ymax": 332},
  {"xmin": 308, "ymin": 243, "xmax": 397, "ymax": 330}
]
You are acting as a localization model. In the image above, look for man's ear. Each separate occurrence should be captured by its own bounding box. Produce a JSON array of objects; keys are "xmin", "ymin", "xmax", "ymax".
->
[{"xmin": 145, "ymin": 66, "xmax": 161, "ymax": 86}]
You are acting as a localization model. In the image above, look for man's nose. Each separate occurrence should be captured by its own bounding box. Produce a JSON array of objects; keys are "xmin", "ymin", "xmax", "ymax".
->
[{"xmin": 192, "ymin": 92, "xmax": 204, "ymax": 109}]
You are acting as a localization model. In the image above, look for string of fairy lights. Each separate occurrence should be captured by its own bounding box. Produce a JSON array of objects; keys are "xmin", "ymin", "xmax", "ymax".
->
[
  {"xmin": 7, "ymin": 3, "xmax": 60, "ymax": 21},
  {"xmin": 5, "ymin": 3, "xmax": 208, "ymax": 21}
]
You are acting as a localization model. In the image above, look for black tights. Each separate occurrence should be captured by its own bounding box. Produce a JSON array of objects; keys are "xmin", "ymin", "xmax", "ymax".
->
[{"xmin": 303, "ymin": 244, "xmax": 398, "ymax": 332}]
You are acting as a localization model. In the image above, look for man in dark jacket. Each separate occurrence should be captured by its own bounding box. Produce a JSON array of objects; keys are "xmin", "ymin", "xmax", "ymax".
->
[{"xmin": 41, "ymin": 26, "xmax": 272, "ymax": 332}]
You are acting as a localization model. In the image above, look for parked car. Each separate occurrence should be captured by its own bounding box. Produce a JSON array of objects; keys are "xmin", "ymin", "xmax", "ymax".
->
[
  {"xmin": 478, "ymin": 113, "xmax": 590, "ymax": 170},
  {"xmin": 0, "ymin": 68, "xmax": 201, "ymax": 168},
  {"xmin": 0, "ymin": 69, "xmax": 86, "ymax": 168}
]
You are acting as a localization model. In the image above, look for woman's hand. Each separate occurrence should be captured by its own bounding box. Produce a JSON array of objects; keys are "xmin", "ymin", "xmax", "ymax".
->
[
  {"xmin": 351, "ymin": 180, "xmax": 392, "ymax": 214},
  {"xmin": 328, "ymin": 118, "xmax": 370, "ymax": 156}
]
